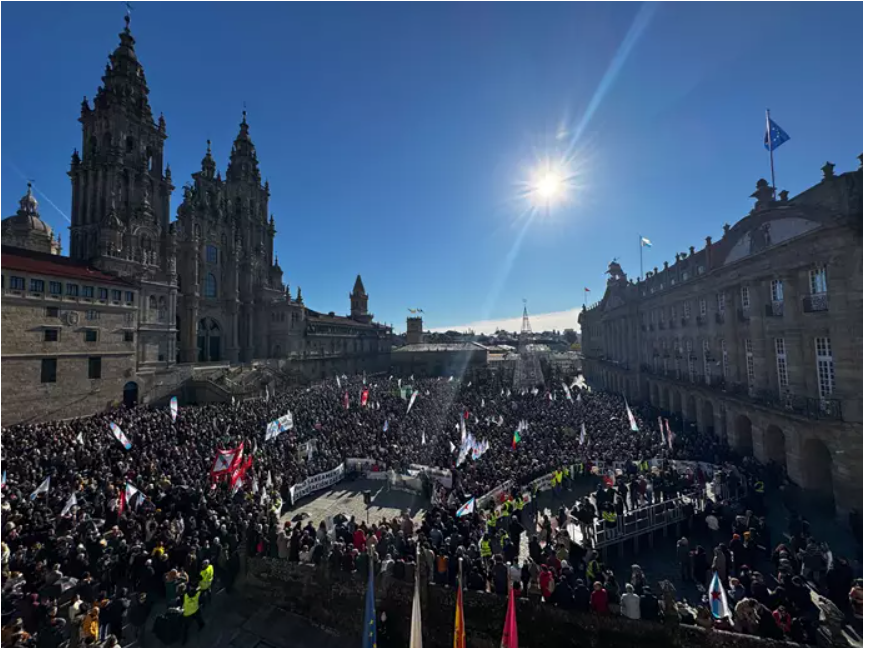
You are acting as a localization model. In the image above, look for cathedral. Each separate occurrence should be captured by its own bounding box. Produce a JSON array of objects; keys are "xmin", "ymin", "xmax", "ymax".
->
[{"xmin": 0, "ymin": 17, "xmax": 390, "ymax": 425}]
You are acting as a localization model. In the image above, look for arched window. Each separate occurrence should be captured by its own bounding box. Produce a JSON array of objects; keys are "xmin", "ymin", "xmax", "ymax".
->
[
  {"xmin": 204, "ymin": 273, "xmax": 218, "ymax": 298},
  {"xmin": 148, "ymin": 295, "xmax": 156, "ymax": 310}
]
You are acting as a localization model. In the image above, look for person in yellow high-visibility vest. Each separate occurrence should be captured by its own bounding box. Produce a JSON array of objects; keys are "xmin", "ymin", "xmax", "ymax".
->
[
  {"xmin": 180, "ymin": 585, "xmax": 205, "ymax": 644},
  {"xmin": 198, "ymin": 560, "xmax": 214, "ymax": 606}
]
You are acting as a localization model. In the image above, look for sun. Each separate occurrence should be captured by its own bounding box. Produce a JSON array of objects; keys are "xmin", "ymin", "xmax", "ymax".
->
[
  {"xmin": 535, "ymin": 172, "xmax": 563, "ymax": 200},
  {"xmin": 529, "ymin": 165, "xmax": 569, "ymax": 208}
]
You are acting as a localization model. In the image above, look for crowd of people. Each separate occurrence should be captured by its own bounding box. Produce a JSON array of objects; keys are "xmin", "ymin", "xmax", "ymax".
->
[{"xmin": 0, "ymin": 370, "xmax": 861, "ymax": 647}]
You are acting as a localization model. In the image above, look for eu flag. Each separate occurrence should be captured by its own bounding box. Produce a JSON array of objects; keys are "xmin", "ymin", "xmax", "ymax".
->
[
  {"xmin": 764, "ymin": 118, "xmax": 790, "ymax": 151},
  {"xmin": 362, "ymin": 558, "xmax": 377, "ymax": 648}
]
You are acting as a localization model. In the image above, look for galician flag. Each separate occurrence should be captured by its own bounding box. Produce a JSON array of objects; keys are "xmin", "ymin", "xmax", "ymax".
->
[
  {"xmin": 170, "ymin": 396, "xmax": 179, "ymax": 423},
  {"xmin": 61, "ymin": 492, "xmax": 77, "ymax": 516},
  {"xmin": 30, "ymin": 476, "xmax": 50, "ymax": 501},
  {"xmin": 456, "ymin": 497, "xmax": 475, "ymax": 517},
  {"xmin": 641, "ymin": 236, "xmax": 653, "ymax": 248},
  {"xmin": 709, "ymin": 571, "xmax": 731, "ymax": 619}
]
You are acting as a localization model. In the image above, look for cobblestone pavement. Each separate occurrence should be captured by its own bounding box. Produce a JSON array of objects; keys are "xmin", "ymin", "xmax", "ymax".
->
[{"xmin": 281, "ymin": 478, "xmax": 428, "ymax": 528}]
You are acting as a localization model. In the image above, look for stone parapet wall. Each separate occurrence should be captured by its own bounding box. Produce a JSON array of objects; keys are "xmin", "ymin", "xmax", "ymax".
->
[{"xmin": 245, "ymin": 557, "xmax": 804, "ymax": 648}]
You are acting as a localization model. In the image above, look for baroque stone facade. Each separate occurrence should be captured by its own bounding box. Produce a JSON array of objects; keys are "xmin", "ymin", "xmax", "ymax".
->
[
  {"xmin": 579, "ymin": 163, "xmax": 862, "ymax": 516},
  {"xmin": 0, "ymin": 17, "xmax": 390, "ymax": 424}
]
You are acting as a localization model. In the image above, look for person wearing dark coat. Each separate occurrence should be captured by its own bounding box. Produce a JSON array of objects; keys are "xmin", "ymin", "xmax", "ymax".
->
[
  {"xmin": 105, "ymin": 588, "xmax": 130, "ymax": 640},
  {"xmin": 128, "ymin": 592, "xmax": 152, "ymax": 642},
  {"xmin": 639, "ymin": 587, "xmax": 661, "ymax": 621},
  {"xmin": 692, "ymin": 546, "xmax": 709, "ymax": 586}
]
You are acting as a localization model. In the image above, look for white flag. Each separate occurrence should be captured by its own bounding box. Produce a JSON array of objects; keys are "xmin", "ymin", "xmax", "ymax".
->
[
  {"xmin": 406, "ymin": 390, "xmax": 419, "ymax": 414},
  {"xmin": 76, "ymin": 431, "xmax": 84, "ymax": 446},
  {"xmin": 266, "ymin": 470, "xmax": 273, "ymax": 488},
  {"xmin": 450, "ymin": 440, "xmax": 456, "ymax": 453},
  {"xmin": 31, "ymin": 476, "xmax": 50, "ymax": 501},
  {"xmin": 336, "ymin": 375, "xmax": 341, "ymax": 388},
  {"xmin": 252, "ymin": 476, "xmax": 259, "ymax": 494},
  {"xmin": 448, "ymin": 376, "xmax": 454, "ymax": 382},
  {"xmin": 421, "ymin": 430, "xmax": 427, "ymax": 445},
  {"xmin": 126, "ymin": 482, "xmax": 140, "ymax": 508},
  {"xmin": 61, "ymin": 492, "xmax": 77, "ymax": 516}
]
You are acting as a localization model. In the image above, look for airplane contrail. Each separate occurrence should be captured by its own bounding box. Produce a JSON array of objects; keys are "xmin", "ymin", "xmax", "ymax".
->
[{"xmin": 6, "ymin": 162, "xmax": 71, "ymax": 224}]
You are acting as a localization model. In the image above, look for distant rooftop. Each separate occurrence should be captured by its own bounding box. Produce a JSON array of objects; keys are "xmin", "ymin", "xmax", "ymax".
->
[{"xmin": 394, "ymin": 342, "xmax": 488, "ymax": 353}]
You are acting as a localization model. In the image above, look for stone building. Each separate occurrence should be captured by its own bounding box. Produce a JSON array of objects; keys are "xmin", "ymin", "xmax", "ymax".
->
[
  {"xmin": 579, "ymin": 162, "xmax": 862, "ymax": 515},
  {"xmin": 0, "ymin": 17, "xmax": 390, "ymax": 424},
  {"xmin": 1, "ymin": 185, "xmax": 63, "ymax": 255},
  {"xmin": 1, "ymin": 242, "xmax": 140, "ymax": 422}
]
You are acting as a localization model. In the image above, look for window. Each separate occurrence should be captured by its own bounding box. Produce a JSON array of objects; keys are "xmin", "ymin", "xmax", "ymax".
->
[
  {"xmin": 745, "ymin": 339, "xmax": 755, "ymax": 389},
  {"xmin": 124, "ymin": 331, "xmax": 135, "ymax": 342},
  {"xmin": 85, "ymin": 309, "xmax": 99, "ymax": 321},
  {"xmin": 659, "ymin": 309, "xmax": 665, "ymax": 322},
  {"xmin": 697, "ymin": 265, "xmax": 706, "ymax": 275},
  {"xmin": 82, "ymin": 286, "xmax": 94, "ymax": 298},
  {"xmin": 809, "ymin": 266, "xmax": 827, "ymax": 295},
  {"xmin": 41, "ymin": 358, "xmax": 57, "ymax": 383},
  {"xmin": 740, "ymin": 286, "xmax": 751, "ymax": 310},
  {"xmin": 111, "ymin": 289, "xmax": 122, "ymax": 302},
  {"xmin": 98, "ymin": 288, "xmax": 108, "ymax": 300},
  {"xmin": 44, "ymin": 329, "xmax": 59, "ymax": 342},
  {"xmin": 46, "ymin": 306, "xmax": 59, "ymax": 318},
  {"xmin": 204, "ymin": 273, "xmax": 218, "ymax": 298},
  {"xmin": 206, "ymin": 245, "xmax": 219, "ymax": 264},
  {"xmin": 775, "ymin": 338, "xmax": 789, "ymax": 398},
  {"xmin": 9, "ymin": 276, "xmax": 25, "ymax": 290},
  {"xmin": 770, "ymin": 279, "xmax": 784, "ymax": 302},
  {"xmin": 66, "ymin": 283, "xmax": 79, "ymax": 297},
  {"xmin": 699, "ymin": 298, "xmax": 707, "ymax": 316},
  {"xmin": 670, "ymin": 305, "xmax": 676, "ymax": 321},
  {"xmin": 717, "ymin": 292, "xmax": 726, "ymax": 313},
  {"xmin": 721, "ymin": 339, "xmax": 729, "ymax": 379},
  {"xmin": 125, "ymin": 291, "xmax": 134, "ymax": 303},
  {"xmin": 682, "ymin": 301, "xmax": 691, "ymax": 318},
  {"xmin": 815, "ymin": 337, "xmax": 834, "ymax": 398},
  {"xmin": 85, "ymin": 330, "xmax": 98, "ymax": 343},
  {"xmin": 88, "ymin": 357, "xmax": 102, "ymax": 380},
  {"xmin": 702, "ymin": 339, "xmax": 711, "ymax": 384},
  {"xmin": 49, "ymin": 281, "xmax": 62, "ymax": 295},
  {"xmin": 30, "ymin": 279, "xmax": 45, "ymax": 293}
]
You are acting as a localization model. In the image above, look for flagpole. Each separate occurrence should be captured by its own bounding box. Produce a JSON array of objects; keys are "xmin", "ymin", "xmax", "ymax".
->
[
  {"xmin": 639, "ymin": 235, "xmax": 644, "ymax": 280},
  {"xmin": 766, "ymin": 108, "xmax": 776, "ymax": 195}
]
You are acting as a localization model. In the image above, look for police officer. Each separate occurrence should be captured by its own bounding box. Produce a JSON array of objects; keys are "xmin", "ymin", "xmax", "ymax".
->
[
  {"xmin": 180, "ymin": 584, "xmax": 205, "ymax": 644},
  {"xmin": 198, "ymin": 559, "xmax": 214, "ymax": 607},
  {"xmin": 479, "ymin": 534, "xmax": 493, "ymax": 562}
]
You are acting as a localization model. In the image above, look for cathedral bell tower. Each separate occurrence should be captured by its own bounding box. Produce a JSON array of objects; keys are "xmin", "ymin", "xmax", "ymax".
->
[
  {"xmin": 68, "ymin": 14, "xmax": 174, "ymax": 276},
  {"xmin": 350, "ymin": 275, "xmax": 373, "ymax": 324}
]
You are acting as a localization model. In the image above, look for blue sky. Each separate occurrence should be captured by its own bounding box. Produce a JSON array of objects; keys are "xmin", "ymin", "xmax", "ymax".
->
[{"xmin": 2, "ymin": 2, "xmax": 862, "ymax": 333}]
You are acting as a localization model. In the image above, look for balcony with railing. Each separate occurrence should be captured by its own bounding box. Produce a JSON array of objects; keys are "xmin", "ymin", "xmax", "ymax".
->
[
  {"xmin": 715, "ymin": 312, "xmax": 725, "ymax": 324},
  {"xmin": 765, "ymin": 301, "xmax": 784, "ymax": 317},
  {"xmin": 803, "ymin": 293, "xmax": 829, "ymax": 313},
  {"xmin": 696, "ymin": 315, "xmax": 707, "ymax": 327},
  {"xmin": 680, "ymin": 317, "xmax": 690, "ymax": 327},
  {"xmin": 737, "ymin": 308, "xmax": 750, "ymax": 323},
  {"xmin": 741, "ymin": 387, "xmax": 842, "ymax": 420}
]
